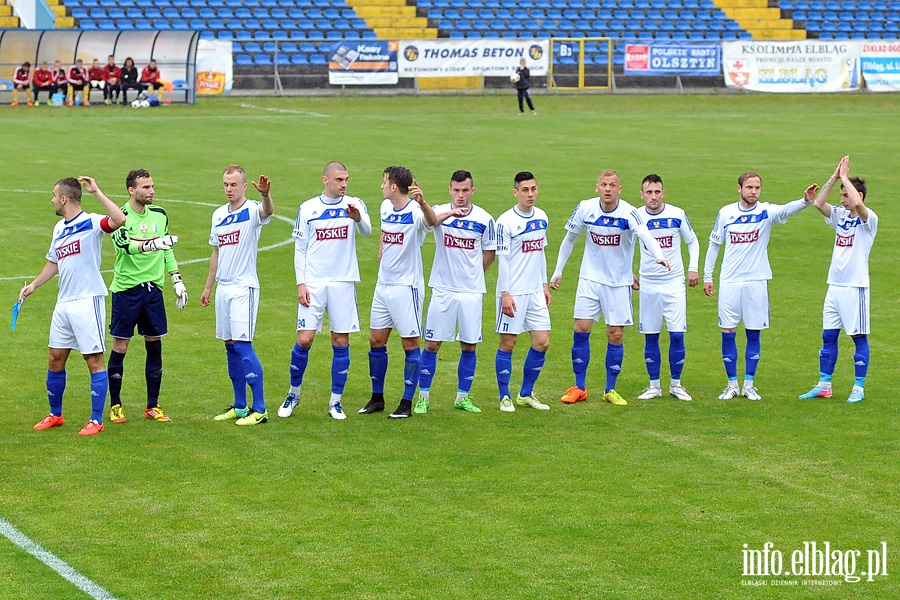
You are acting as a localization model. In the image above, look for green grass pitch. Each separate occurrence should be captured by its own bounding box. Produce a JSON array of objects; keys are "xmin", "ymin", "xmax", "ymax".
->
[{"xmin": 0, "ymin": 94, "xmax": 897, "ymax": 599}]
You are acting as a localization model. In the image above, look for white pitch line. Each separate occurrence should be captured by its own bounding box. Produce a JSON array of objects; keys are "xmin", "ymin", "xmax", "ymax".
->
[
  {"xmin": 0, "ymin": 189, "xmax": 295, "ymax": 280},
  {"xmin": 0, "ymin": 516, "xmax": 120, "ymax": 600},
  {"xmin": 236, "ymin": 102, "xmax": 331, "ymax": 117}
]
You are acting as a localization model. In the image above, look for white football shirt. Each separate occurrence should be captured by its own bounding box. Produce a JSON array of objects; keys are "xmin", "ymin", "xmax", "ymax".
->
[
  {"xmin": 293, "ymin": 194, "xmax": 370, "ymax": 284},
  {"xmin": 378, "ymin": 199, "xmax": 431, "ymax": 286},
  {"xmin": 638, "ymin": 204, "xmax": 699, "ymax": 283},
  {"xmin": 46, "ymin": 211, "xmax": 114, "ymax": 301},
  {"xmin": 208, "ymin": 199, "xmax": 271, "ymax": 287},
  {"xmin": 565, "ymin": 197, "xmax": 649, "ymax": 286},
  {"xmin": 709, "ymin": 199, "xmax": 808, "ymax": 283},
  {"xmin": 429, "ymin": 203, "xmax": 497, "ymax": 293},
  {"xmin": 826, "ymin": 206, "xmax": 878, "ymax": 288},
  {"xmin": 495, "ymin": 206, "xmax": 548, "ymax": 295}
]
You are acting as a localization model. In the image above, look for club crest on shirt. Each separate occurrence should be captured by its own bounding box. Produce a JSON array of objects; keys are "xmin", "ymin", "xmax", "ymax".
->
[{"xmin": 56, "ymin": 239, "xmax": 81, "ymax": 260}]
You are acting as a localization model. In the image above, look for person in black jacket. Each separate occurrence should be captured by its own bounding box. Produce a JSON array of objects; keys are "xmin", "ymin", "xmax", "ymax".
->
[
  {"xmin": 514, "ymin": 58, "xmax": 536, "ymax": 116},
  {"xmin": 120, "ymin": 57, "xmax": 140, "ymax": 105}
]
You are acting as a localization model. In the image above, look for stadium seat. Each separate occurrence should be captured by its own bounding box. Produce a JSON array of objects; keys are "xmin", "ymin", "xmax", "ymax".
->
[
  {"xmin": 254, "ymin": 54, "xmax": 273, "ymax": 66},
  {"xmin": 235, "ymin": 54, "xmax": 253, "ymax": 65},
  {"xmin": 310, "ymin": 54, "xmax": 328, "ymax": 65}
]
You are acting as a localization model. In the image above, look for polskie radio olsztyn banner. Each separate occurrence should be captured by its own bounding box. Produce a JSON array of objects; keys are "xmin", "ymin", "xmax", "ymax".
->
[
  {"xmin": 397, "ymin": 39, "xmax": 550, "ymax": 78},
  {"xmin": 624, "ymin": 42, "xmax": 721, "ymax": 76},
  {"xmin": 722, "ymin": 41, "xmax": 862, "ymax": 93},
  {"xmin": 328, "ymin": 40, "xmax": 399, "ymax": 85}
]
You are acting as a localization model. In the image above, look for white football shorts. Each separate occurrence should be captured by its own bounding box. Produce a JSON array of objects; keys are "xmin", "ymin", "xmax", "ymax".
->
[
  {"xmin": 297, "ymin": 281, "xmax": 360, "ymax": 334},
  {"xmin": 573, "ymin": 279, "xmax": 634, "ymax": 327},
  {"xmin": 639, "ymin": 280, "xmax": 687, "ymax": 334},
  {"xmin": 718, "ymin": 280, "xmax": 769, "ymax": 330},
  {"xmin": 370, "ymin": 282, "xmax": 424, "ymax": 338},
  {"xmin": 823, "ymin": 285, "xmax": 870, "ymax": 336},
  {"xmin": 495, "ymin": 290, "xmax": 551, "ymax": 335},
  {"xmin": 423, "ymin": 288, "xmax": 483, "ymax": 344},
  {"xmin": 215, "ymin": 283, "xmax": 259, "ymax": 342},
  {"xmin": 49, "ymin": 296, "xmax": 107, "ymax": 354}
]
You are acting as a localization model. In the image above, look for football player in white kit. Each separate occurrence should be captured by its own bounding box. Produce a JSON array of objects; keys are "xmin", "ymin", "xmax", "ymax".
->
[
  {"xmin": 25, "ymin": 176, "xmax": 126, "ymax": 436},
  {"xmin": 415, "ymin": 170, "xmax": 497, "ymax": 414},
  {"xmin": 494, "ymin": 171, "xmax": 552, "ymax": 413},
  {"xmin": 703, "ymin": 172, "xmax": 817, "ymax": 401},
  {"xmin": 280, "ymin": 161, "xmax": 372, "ymax": 420},
  {"xmin": 551, "ymin": 170, "xmax": 670, "ymax": 407},
  {"xmin": 634, "ymin": 174, "xmax": 700, "ymax": 401},
  {"xmin": 357, "ymin": 167, "xmax": 437, "ymax": 419},
  {"xmin": 799, "ymin": 156, "xmax": 877, "ymax": 404},
  {"xmin": 200, "ymin": 165, "xmax": 274, "ymax": 425}
]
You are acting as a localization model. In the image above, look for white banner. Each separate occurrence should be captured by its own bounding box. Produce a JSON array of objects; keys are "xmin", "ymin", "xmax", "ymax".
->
[
  {"xmin": 398, "ymin": 39, "xmax": 549, "ymax": 78},
  {"xmin": 722, "ymin": 41, "xmax": 861, "ymax": 93},
  {"xmin": 861, "ymin": 41, "xmax": 900, "ymax": 92},
  {"xmin": 197, "ymin": 39, "xmax": 233, "ymax": 94}
]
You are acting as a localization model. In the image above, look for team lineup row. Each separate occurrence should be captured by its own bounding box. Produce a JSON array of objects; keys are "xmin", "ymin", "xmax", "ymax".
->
[{"xmin": 22, "ymin": 157, "xmax": 876, "ymax": 435}]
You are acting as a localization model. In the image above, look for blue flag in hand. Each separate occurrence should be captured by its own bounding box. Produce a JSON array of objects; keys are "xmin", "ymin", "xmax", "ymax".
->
[{"xmin": 11, "ymin": 300, "xmax": 22, "ymax": 331}]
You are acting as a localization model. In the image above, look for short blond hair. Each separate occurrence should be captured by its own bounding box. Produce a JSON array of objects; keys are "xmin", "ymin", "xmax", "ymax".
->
[{"xmin": 223, "ymin": 164, "xmax": 247, "ymax": 184}]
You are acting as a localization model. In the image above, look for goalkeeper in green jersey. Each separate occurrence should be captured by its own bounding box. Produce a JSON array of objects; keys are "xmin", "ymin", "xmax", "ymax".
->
[{"xmin": 107, "ymin": 169, "xmax": 188, "ymax": 424}]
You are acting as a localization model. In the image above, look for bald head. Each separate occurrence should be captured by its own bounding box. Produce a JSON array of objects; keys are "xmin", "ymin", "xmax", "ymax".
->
[{"xmin": 323, "ymin": 161, "xmax": 348, "ymax": 177}]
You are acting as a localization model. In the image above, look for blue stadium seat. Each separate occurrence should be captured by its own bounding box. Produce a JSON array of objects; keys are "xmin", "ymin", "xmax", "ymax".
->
[
  {"xmin": 189, "ymin": 18, "xmax": 205, "ymax": 28},
  {"xmin": 235, "ymin": 54, "xmax": 253, "ymax": 65},
  {"xmin": 171, "ymin": 18, "xmax": 190, "ymax": 28},
  {"xmin": 134, "ymin": 17, "xmax": 153, "ymax": 28},
  {"xmin": 97, "ymin": 18, "xmax": 115, "ymax": 28},
  {"xmin": 116, "ymin": 18, "xmax": 134, "ymax": 28},
  {"xmin": 310, "ymin": 54, "xmax": 328, "ymax": 65},
  {"xmin": 162, "ymin": 7, "xmax": 178, "ymax": 17},
  {"xmin": 254, "ymin": 54, "xmax": 273, "ymax": 66},
  {"xmin": 200, "ymin": 30, "xmax": 216, "ymax": 39},
  {"xmin": 263, "ymin": 18, "xmax": 279, "ymax": 28}
]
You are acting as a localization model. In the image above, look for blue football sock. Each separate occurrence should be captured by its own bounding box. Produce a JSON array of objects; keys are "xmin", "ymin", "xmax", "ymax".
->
[
  {"xmin": 418, "ymin": 349, "xmax": 438, "ymax": 392},
  {"xmin": 644, "ymin": 333, "xmax": 661, "ymax": 380},
  {"xmin": 820, "ymin": 329, "xmax": 839, "ymax": 378},
  {"xmin": 90, "ymin": 371, "xmax": 108, "ymax": 423},
  {"xmin": 572, "ymin": 331, "xmax": 591, "ymax": 390},
  {"xmin": 495, "ymin": 349, "xmax": 513, "ymax": 400},
  {"xmin": 669, "ymin": 331, "xmax": 686, "ymax": 381},
  {"xmin": 331, "ymin": 345, "xmax": 351, "ymax": 395},
  {"xmin": 225, "ymin": 343, "xmax": 247, "ymax": 409},
  {"xmin": 145, "ymin": 339, "xmax": 162, "ymax": 408},
  {"xmin": 402, "ymin": 348, "xmax": 421, "ymax": 401},
  {"xmin": 107, "ymin": 350, "xmax": 125, "ymax": 406},
  {"xmin": 520, "ymin": 347, "xmax": 546, "ymax": 397},
  {"xmin": 605, "ymin": 342, "xmax": 624, "ymax": 392},
  {"xmin": 290, "ymin": 343, "xmax": 310, "ymax": 388},
  {"xmin": 46, "ymin": 369, "xmax": 65, "ymax": 416},
  {"xmin": 721, "ymin": 331, "xmax": 738, "ymax": 380},
  {"xmin": 853, "ymin": 335, "xmax": 869, "ymax": 386},
  {"xmin": 234, "ymin": 341, "xmax": 265, "ymax": 413},
  {"xmin": 458, "ymin": 349, "xmax": 477, "ymax": 394},
  {"xmin": 368, "ymin": 346, "xmax": 388, "ymax": 395},
  {"xmin": 745, "ymin": 329, "xmax": 761, "ymax": 378}
]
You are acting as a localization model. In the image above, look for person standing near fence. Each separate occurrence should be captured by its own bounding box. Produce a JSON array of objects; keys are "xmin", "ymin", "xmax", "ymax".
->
[{"xmin": 513, "ymin": 58, "xmax": 536, "ymax": 116}]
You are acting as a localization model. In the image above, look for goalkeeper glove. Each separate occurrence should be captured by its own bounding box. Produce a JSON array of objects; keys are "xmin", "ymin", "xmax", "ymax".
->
[
  {"xmin": 140, "ymin": 235, "xmax": 178, "ymax": 253},
  {"xmin": 172, "ymin": 272, "xmax": 188, "ymax": 310}
]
